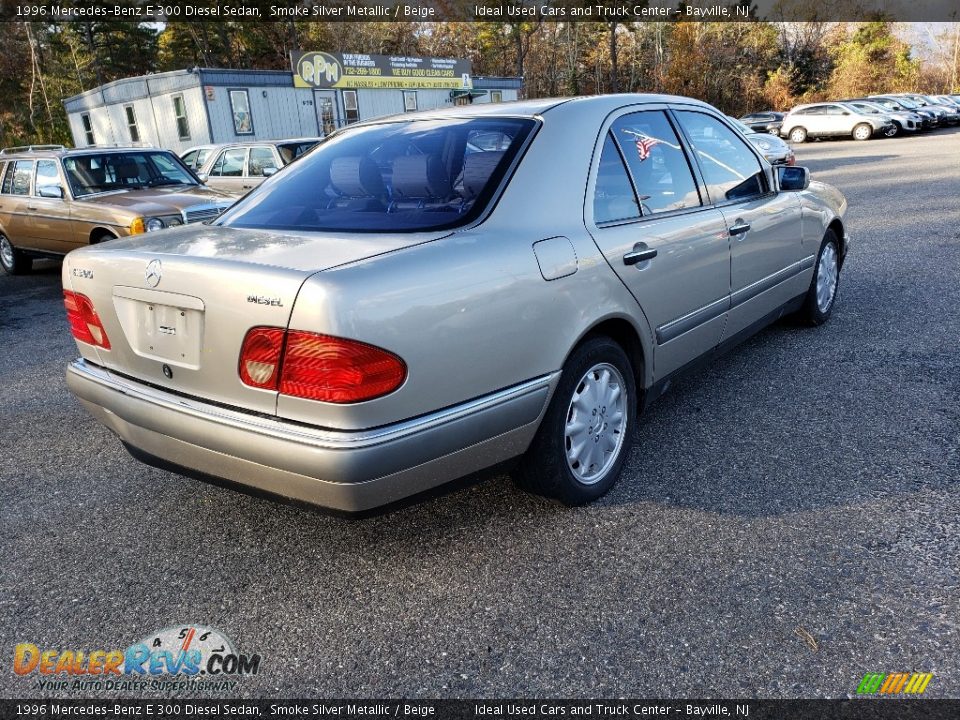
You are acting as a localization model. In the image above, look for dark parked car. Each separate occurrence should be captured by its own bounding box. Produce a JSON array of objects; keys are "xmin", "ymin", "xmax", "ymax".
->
[{"xmin": 738, "ymin": 112, "xmax": 785, "ymax": 135}]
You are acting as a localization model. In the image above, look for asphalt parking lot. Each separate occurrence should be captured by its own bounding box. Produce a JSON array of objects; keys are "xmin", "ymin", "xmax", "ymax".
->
[{"xmin": 1, "ymin": 127, "xmax": 958, "ymax": 700}]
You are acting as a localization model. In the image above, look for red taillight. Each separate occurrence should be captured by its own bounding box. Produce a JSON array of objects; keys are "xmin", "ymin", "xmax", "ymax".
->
[
  {"xmin": 238, "ymin": 327, "xmax": 286, "ymax": 390},
  {"xmin": 238, "ymin": 327, "xmax": 406, "ymax": 403},
  {"xmin": 280, "ymin": 331, "xmax": 406, "ymax": 403},
  {"xmin": 63, "ymin": 291, "xmax": 111, "ymax": 349}
]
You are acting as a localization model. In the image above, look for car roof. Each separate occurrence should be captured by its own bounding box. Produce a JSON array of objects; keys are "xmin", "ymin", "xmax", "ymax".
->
[
  {"xmin": 346, "ymin": 94, "xmax": 716, "ymax": 129},
  {"xmin": 0, "ymin": 145, "xmax": 172, "ymax": 160}
]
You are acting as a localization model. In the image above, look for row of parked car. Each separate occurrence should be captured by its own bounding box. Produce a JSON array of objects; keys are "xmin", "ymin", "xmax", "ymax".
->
[
  {"xmin": 0, "ymin": 137, "xmax": 325, "ymax": 274},
  {"xmin": 740, "ymin": 93, "xmax": 960, "ymax": 142}
]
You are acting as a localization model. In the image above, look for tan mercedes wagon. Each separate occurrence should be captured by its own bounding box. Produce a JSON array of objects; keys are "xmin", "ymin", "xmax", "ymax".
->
[{"xmin": 0, "ymin": 145, "xmax": 234, "ymax": 274}]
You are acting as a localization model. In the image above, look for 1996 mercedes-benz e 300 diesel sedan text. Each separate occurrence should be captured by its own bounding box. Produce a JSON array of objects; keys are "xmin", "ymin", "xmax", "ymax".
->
[{"xmin": 64, "ymin": 95, "xmax": 848, "ymax": 512}]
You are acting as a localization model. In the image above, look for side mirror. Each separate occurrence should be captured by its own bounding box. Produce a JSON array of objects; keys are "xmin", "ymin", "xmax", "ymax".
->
[
  {"xmin": 778, "ymin": 166, "xmax": 810, "ymax": 192},
  {"xmin": 38, "ymin": 185, "xmax": 64, "ymax": 199},
  {"xmin": 197, "ymin": 173, "xmax": 209, "ymax": 183},
  {"xmin": 262, "ymin": 167, "xmax": 278, "ymax": 177}
]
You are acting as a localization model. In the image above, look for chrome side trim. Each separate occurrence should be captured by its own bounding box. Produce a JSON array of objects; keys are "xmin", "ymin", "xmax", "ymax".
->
[
  {"xmin": 656, "ymin": 257, "xmax": 816, "ymax": 345},
  {"xmin": 67, "ymin": 358, "xmax": 559, "ymax": 450},
  {"xmin": 730, "ymin": 261, "xmax": 807, "ymax": 310},
  {"xmin": 656, "ymin": 296, "xmax": 729, "ymax": 345}
]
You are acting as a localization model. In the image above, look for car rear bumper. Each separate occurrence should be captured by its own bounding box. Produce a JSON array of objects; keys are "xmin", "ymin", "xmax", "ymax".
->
[{"xmin": 66, "ymin": 359, "xmax": 558, "ymax": 512}]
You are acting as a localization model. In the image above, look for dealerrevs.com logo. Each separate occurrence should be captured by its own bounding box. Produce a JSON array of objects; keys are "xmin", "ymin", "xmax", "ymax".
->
[{"xmin": 13, "ymin": 625, "xmax": 261, "ymax": 693}]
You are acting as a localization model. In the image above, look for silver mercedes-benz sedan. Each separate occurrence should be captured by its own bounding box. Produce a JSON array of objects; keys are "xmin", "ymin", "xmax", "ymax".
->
[{"xmin": 63, "ymin": 95, "xmax": 849, "ymax": 512}]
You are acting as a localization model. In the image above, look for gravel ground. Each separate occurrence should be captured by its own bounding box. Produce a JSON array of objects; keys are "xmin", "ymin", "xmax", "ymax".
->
[{"xmin": 1, "ymin": 128, "xmax": 958, "ymax": 700}]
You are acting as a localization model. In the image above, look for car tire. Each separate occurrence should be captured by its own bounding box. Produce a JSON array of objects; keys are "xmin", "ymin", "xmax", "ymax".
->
[
  {"xmin": 799, "ymin": 230, "xmax": 841, "ymax": 326},
  {"xmin": 789, "ymin": 127, "xmax": 808, "ymax": 143},
  {"xmin": 0, "ymin": 232, "xmax": 32, "ymax": 275},
  {"xmin": 852, "ymin": 123, "xmax": 873, "ymax": 141},
  {"xmin": 768, "ymin": 127, "xmax": 781, "ymax": 135},
  {"xmin": 514, "ymin": 336, "xmax": 636, "ymax": 505},
  {"xmin": 886, "ymin": 123, "xmax": 900, "ymax": 137}
]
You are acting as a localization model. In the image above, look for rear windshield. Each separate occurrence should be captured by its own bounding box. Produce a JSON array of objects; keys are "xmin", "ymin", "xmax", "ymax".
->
[{"xmin": 218, "ymin": 118, "xmax": 535, "ymax": 233}]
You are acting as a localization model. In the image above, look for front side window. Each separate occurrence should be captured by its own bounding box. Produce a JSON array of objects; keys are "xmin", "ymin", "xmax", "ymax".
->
[
  {"xmin": 81, "ymin": 114, "xmax": 95, "ymax": 145},
  {"xmin": 211, "ymin": 148, "xmax": 247, "ymax": 177},
  {"xmin": 610, "ymin": 111, "xmax": 701, "ymax": 215},
  {"xmin": 218, "ymin": 117, "xmax": 535, "ymax": 233},
  {"xmin": 124, "ymin": 105, "xmax": 140, "ymax": 142},
  {"xmin": 230, "ymin": 90, "xmax": 253, "ymax": 135},
  {"xmin": 35, "ymin": 160, "xmax": 61, "ymax": 195},
  {"xmin": 248, "ymin": 147, "xmax": 278, "ymax": 177},
  {"xmin": 173, "ymin": 95, "xmax": 190, "ymax": 140},
  {"xmin": 63, "ymin": 152, "xmax": 197, "ymax": 197},
  {"xmin": 674, "ymin": 111, "xmax": 766, "ymax": 203}
]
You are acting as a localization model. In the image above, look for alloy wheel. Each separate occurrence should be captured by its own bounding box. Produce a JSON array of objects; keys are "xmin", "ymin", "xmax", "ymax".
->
[
  {"xmin": 564, "ymin": 363, "xmax": 628, "ymax": 485},
  {"xmin": 816, "ymin": 242, "xmax": 839, "ymax": 313}
]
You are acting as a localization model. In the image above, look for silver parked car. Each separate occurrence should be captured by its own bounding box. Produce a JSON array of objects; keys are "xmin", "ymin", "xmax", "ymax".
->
[
  {"xmin": 197, "ymin": 138, "xmax": 322, "ymax": 196},
  {"xmin": 63, "ymin": 95, "xmax": 849, "ymax": 512},
  {"xmin": 729, "ymin": 117, "xmax": 796, "ymax": 165},
  {"xmin": 781, "ymin": 102, "xmax": 895, "ymax": 142}
]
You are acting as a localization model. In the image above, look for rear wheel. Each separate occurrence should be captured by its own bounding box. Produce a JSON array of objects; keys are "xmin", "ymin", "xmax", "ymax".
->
[
  {"xmin": 0, "ymin": 232, "xmax": 32, "ymax": 275},
  {"xmin": 789, "ymin": 127, "xmax": 808, "ymax": 143},
  {"xmin": 514, "ymin": 336, "xmax": 636, "ymax": 505},
  {"xmin": 852, "ymin": 123, "xmax": 873, "ymax": 141}
]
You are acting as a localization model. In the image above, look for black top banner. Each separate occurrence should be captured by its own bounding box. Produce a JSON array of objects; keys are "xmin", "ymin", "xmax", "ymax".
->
[
  {"xmin": 2, "ymin": 0, "xmax": 960, "ymax": 23},
  {"xmin": 3, "ymin": 700, "xmax": 960, "ymax": 720}
]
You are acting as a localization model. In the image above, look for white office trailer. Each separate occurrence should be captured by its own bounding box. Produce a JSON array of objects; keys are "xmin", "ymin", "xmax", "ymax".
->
[{"xmin": 62, "ymin": 55, "xmax": 522, "ymax": 152}]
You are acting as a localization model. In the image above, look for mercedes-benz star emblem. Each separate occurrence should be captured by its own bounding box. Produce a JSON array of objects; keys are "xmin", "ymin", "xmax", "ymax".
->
[{"xmin": 145, "ymin": 259, "xmax": 162, "ymax": 288}]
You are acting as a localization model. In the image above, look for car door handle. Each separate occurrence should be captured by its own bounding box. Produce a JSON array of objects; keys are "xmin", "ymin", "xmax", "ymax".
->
[
  {"xmin": 623, "ymin": 244, "xmax": 658, "ymax": 266},
  {"xmin": 728, "ymin": 221, "xmax": 751, "ymax": 237}
]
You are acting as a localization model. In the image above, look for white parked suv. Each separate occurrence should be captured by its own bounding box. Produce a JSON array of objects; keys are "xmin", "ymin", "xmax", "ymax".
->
[{"xmin": 780, "ymin": 102, "xmax": 895, "ymax": 143}]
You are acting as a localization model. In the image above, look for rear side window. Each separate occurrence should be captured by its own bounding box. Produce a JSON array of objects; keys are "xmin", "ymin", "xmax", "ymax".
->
[
  {"xmin": 219, "ymin": 117, "xmax": 536, "ymax": 233},
  {"xmin": 610, "ymin": 111, "xmax": 701, "ymax": 215},
  {"xmin": 4, "ymin": 161, "xmax": 34, "ymax": 196},
  {"xmin": 593, "ymin": 134, "xmax": 640, "ymax": 224},
  {"xmin": 674, "ymin": 111, "xmax": 767, "ymax": 203}
]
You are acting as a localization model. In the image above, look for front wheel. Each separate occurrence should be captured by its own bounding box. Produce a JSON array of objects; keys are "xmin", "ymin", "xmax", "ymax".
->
[
  {"xmin": 789, "ymin": 127, "xmax": 808, "ymax": 143},
  {"xmin": 799, "ymin": 230, "xmax": 840, "ymax": 326},
  {"xmin": 852, "ymin": 123, "xmax": 873, "ymax": 141},
  {"xmin": 0, "ymin": 232, "xmax": 32, "ymax": 275},
  {"xmin": 513, "ymin": 336, "xmax": 636, "ymax": 505},
  {"xmin": 885, "ymin": 123, "xmax": 899, "ymax": 137}
]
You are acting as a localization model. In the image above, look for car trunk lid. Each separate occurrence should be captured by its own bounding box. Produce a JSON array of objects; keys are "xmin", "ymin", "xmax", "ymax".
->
[{"xmin": 63, "ymin": 224, "xmax": 447, "ymax": 416}]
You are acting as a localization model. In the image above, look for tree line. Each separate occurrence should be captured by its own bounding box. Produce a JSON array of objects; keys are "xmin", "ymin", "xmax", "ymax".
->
[{"xmin": 1, "ymin": 19, "xmax": 958, "ymax": 147}]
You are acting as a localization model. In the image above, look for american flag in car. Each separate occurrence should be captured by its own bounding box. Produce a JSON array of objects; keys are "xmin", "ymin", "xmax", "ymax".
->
[{"xmin": 635, "ymin": 135, "xmax": 660, "ymax": 161}]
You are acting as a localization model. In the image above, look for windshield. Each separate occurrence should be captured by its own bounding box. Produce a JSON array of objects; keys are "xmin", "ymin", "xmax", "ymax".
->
[
  {"xmin": 64, "ymin": 151, "xmax": 197, "ymax": 197},
  {"xmin": 219, "ymin": 117, "xmax": 536, "ymax": 233}
]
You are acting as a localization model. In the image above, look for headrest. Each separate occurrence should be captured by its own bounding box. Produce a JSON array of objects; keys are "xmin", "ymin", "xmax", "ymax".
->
[
  {"xmin": 329, "ymin": 156, "xmax": 385, "ymax": 198},
  {"xmin": 458, "ymin": 151, "xmax": 505, "ymax": 200},
  {"xmin": 114, "ymin": 160, "xmax": 141, "ymax": 181},
  {"xmin": 391, "ymin": 155, "xmax": 451, "ymax": 200}
]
